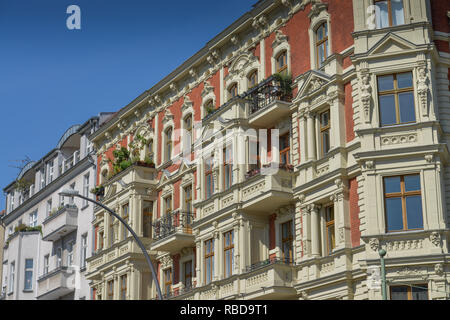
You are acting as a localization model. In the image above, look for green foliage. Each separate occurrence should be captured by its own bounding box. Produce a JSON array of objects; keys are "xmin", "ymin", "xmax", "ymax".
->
[
  {"xmin": 14, "ymin": 224, "xmax": 42, "ymax": 235},
  {"xmin": 272, "ymin": 72, "xmax": 293, "ymax": 95},
  {"xmin": 15, "ymin": 178, "xmax": 32, "ymax": 193},
  {"xmin": 144, "ymin": 156, "xmax": 155, "ymax": 166}
]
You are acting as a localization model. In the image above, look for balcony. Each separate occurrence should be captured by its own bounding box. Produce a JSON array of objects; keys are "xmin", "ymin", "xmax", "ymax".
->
[
  {"xmin": 42, "ymin": 205, "xmax": 78, "ymax": 241},
  {"xmin": 37, "ymin": 267, "xmax": 75, "ymax": 300},
  {"xmin": 241, "ymin": 164, "xmax": 294, "ymax": 215},
  {"xmin": 247, "ymin": 76, "xmax": 293, "ymax": 127},
  {"xmin": 151, "ymin": 211, "xmax": 195, "ymax": 254}
]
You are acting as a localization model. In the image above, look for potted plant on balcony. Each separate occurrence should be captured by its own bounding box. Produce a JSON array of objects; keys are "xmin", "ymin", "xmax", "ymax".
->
[
  {"xmin": 272, "ymin": 72, "xmax": 293, "ymax": 100},
  {"xmin": 90, "ymin": 185, "xmax": 105, "ymax": 197},
  {"xmin": 15, "ymin": 178, "xmax": 32, "ymax": 193}
]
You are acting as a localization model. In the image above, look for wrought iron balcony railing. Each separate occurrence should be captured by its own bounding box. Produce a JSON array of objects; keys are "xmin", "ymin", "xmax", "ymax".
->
[
  {"xmin": 245, "ymin": 257, "xmax": 294, "ymax": 273},
  {"xmin": 245, "ymin": 76, "xmax": 293, "ymax": 115},
  {"xmin": 152, "ymin": 211, "xmax": 194, "ymax": 241}
]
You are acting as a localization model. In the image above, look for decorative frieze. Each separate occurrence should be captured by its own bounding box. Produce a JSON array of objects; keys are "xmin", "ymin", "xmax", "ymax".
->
[
  {"xmin": 385, "ymin": 239, "xmax": 423, "ymax": 251},
  {"xmin": 381, "ymin": 133, "xmax": 417, "ymax": 146}
]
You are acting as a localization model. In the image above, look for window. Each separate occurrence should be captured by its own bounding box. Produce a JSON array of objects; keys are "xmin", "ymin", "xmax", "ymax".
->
[
  {"xmin": 56, "ymin": 247, "xmax": 62, "ymax": 268},
  {"xmin": 148, "ymin": 139, "xmax": 154, "ymax": 163},
  {"xmin": 164, "ymin": 196, "xmax": 172, "ymax": 215},
  {"xmin": 390, "ymin": 284, "xmax": 428, "ymax": 300},
  {"xmin": 184, "ymin": 115, "xmax": 193, "ymax": 145},
  {"xmin": 276, "ymin": 51, "xmax": 288, "ymax": 75},
  {"xmin": 83, "ymin": 173, "xmax": 90, "ymax": 207},
  {"xmin": 223, "ymin": 147, "xmax": 233, "ymax": 189},
  {"xmin": 165, "ymin": 128, "xmax": 173, "ymax": 162},
  {"xmin": 320, "ymin": 110, "xmax": 331, "ymax": 157},
  {"xmin": 281, "ymin": 221, "xmax": 293, "ymax": 263},
  {"xmin": 205, "ymin": 239, "xmax": 214, "ymax": 284},
  {"xmin": 316, "ymin": 22, "xmax": 328, "ymax": 67},
  {"xmin": 184, "ymin": 261, "xmax": 192, "ymax": 289},
  {"xmin": 69, "ymin": 183, "xmax": 76, "ymax": 205},
  {"xmin": 24, "ymin": 259, "xmax": 33, "ymax": 291},
  {"xmin": 46, "ymin": 199, "xmax": 52, "ymax": 217},
  {"xmin": 108, "ymin": 280, "xmax": 114, "ymax": 300},
  {"xmin": 375, "ymin": 0, "xmax": 405, "ymax": 28},
  {"xmin": 228, "ymin": 83, "xmax": 238, "ymax": 100},
  {"xmin": 325, "ymin": 206, "xmax": 335, "ymax": 255},
  {"xmin": 81, "ymin": 234, "xmax": 88, "ymax": 269},
  {"xmin": 48, "ymin": 160, "xmax": 54, "ymax": 183},
  {"xmin": 224, "ymin": 231, "xmax": 234, "ymax": 278},
  {"xmin": 164, "ymin": 269, "xmax": 172, "ymax": 296},
  {"xmin": 9, "ymin": 262, "xmax": 15, "ymax": 293},
  {"xmin": 120, "ymin": 274, "xmax": 127, "ymax": 300},
  {"xmin": 248, "ymin": 71, "xmax": 258, "ymax": 89},
  {"xmin": 43, "ymin": 255, "xmax": 49, "ymax": 275},
  {"xmin": 67, "ymin": 241, "xmax": 75, "ymax": 266},
  {"xmin": 40, "ymin": 168, "xmax": 45, "ymax": 189},
  {"xmin": 378, "ymin": 72, "xmax": 415, "ymax": 126},
  {"xmin": 85, "ymin": 139, "xmax": 93, "ymax": 155},
  {"xmin": 122, "ymin": 203, "xmax": 129, "ymax": 239},
  {"xmin": 384, "ymin": 174, "xmax": 423, "ymax": 232},
  {"xmin": 279, "ymin": 133, "xmax": 290, "ymax": 165},
  {"xmin": 204, "ymin": 99, "xmax": 214, "ymax": 115},
  {"xmin": 184, "ymin": 185, "xmax": 193, "ymax": 214},
  {"xmin": 29, "ymin": 211, "xmax": 37, "ymax": 227},
  {"xmin": 205, "ymin": 157, "xmax": 214, "ymax": 199},
  {"xmin": 10, "ymin": 193, "xmax": 15, "ymax": 212},
  {"xmin": 143, "ymin": 201, "xmax": 153, "ymax": 238}
]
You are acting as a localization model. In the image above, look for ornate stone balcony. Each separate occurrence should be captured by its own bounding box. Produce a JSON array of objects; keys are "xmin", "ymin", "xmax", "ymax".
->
[
  {"xmin": 37, "ymin": 266, "xmax": 75, "ymax": 300},
  {"xmin": 42, "ymin": 205, "xmax": 78, "ymax": 242},
  {"xmin": 150, "ymin": 210, "xmax": 195, "ymax": 254}
]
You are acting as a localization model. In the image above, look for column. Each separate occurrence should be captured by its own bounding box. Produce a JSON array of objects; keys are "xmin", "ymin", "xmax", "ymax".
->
[
  {"xmin": 299, "ymin": 111, "xmax": 307, "ymax": 164},
  {"xmin": 198, "ymin": 240, "xmax": 204, "ymax": 287},
  {"xmin": 233, "ymin": 223, "xmax": 240, "ymax": 275},
  {"xmin": 104, "ymin": 212, "xmax": 110, "ymax": 248},
  {"xmin": 310, "ymin": 204, "xmax": 321, "ymax": 257},
  {"xmin": 306, "ymin": 111, "xmax": 316, "ymax": 161},
  {"xmin": 239, "ymin": 219, "xmax": 246, "ymax": 273},
  {"xmin": 301, "ymin": 205, "xmax": 310, "ymax": 258},
  {"xmin": 329, "ymin": 93, "xmax": 345, "ymax": 149},
  {"xmin": 133, "ymin": 195, "xmax": 142, "ymax": 237},
  {"xmin": 213, "ymin": 232, "xmax": 220, "ymax": 281}
]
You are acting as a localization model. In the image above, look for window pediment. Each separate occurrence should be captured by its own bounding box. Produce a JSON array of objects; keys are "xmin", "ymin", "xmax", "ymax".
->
[
  {"xmin": 296, "ymin": 71, "xmax": 332, "ymax": 100},
  {"xmin": 366, "ymin": 33, "xmax": 418, "ymax": 58}
]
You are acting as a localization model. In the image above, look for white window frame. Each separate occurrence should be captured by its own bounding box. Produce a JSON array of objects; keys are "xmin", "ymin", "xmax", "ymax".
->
[
  {"xmin": 67, "ymin": 241, "xmax": 75, "ymax": 267},
  {"xmin": 81, "ymin": 233, "xmax": 88, "ymax": 269},
  {"xmin": 9, "ymin": 262, "xmax": 15, "ymax": 294},
  {"xmin": 83, "ymin": 173, "xmax": 90, "ymax": 207},
  {"xmin": 43, "ymin": 255, "xmax": 49, "ymax": 275},
  {"xmin": 24, "ymin": 259, "xmax": 33, "ymax": 291},
  {"xmin": 29, "ymin": 211, "xmax": 38, "ymax": 227}
]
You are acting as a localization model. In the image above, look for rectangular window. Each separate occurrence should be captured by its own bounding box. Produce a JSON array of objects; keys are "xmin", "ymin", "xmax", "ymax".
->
[
  {"xmin": 384, "ymin": 174, "xmax": 423, "ymax": 232},
  {"xmin": 378, "ymin": 72, "xmax": 415, "ymax": 127},
  {"xmin": 143, "ymin": 201, "xmax": 153, "ymax": 238},
  {"xmin": 29, "ymin": 211, "xmax": 37, "ymax": 227},
  {"xmin": 24, "ymin": 259, "xmax": 33, "ymax": 291},
  {"xmin": 81, "ymin": 234, "xmax": 88, "ymax": 269},
  {"xmin": 83, "ymin": 173, "xmax": 90, "ymax": 206},
  {"xmin": 164, "ymin": 196, "xmax": 172, "ymax": 215},
  {"xmin": 164, "ymin": 269, "xmax": 172, "ymax": 296},
  {"xmin": 56, "ymin": 247, "xmax": 62, "ymax": 268},
  {"xmin": 48, "ymin": 160, "xmax": 54, "ymax": 183},
  {"xmin": 375, "ymin": 0, "xmax": 405, "ymax": 28},
  {"xmin": 166, "ymin": 128, "xmax": 173, "ymax": 162},
  {"xmin": 122, "ymin": 203, "xmax": 129, "ymax": 239},
  {"xmin": 67, "ymin": 241, "xmax": 75, "ymax": 266},
  {"xmin": 43, "ymin": 255, "xmax": 49, "ymax": 275},
  {"xmin": 205, "ymin": 239, "xmax": 214, "ymax": 284},
  {"xmin": 46, "ymin": 199, "xmax": 52, "ymax": 217},
  {"xmin": 184, "ymin": 261, "xmax": 192, "ymax": 289},
  {"xmin": 325, "ymin": 206, "xmax": 335, "ymax": 255},
  {"xmin": 224, "ymin": 231, "xmax": 234, "ymax": 278},
  {"xmin": 120, "ymin": 274, "xmax": 127, "ymax": 300},
  {"xmin": 108, "ymin": 280, "xmax": 114, "ymax": 300},
  {"xmin": 223, "ymin": 148, "xmax": 233, "ymax": 189},
  {"xmin": 205, "ymin": 157, "xmax": 214, "ymax": 199},
  {"xmin": 9, "ymin": 262, "xmax": 15, "ymax": 293},
  {"xmin": 69, "ymin": 183, "xmax": 76, "ymax": 205},
  {"xmin": 316, "ymin": 22, "xmax": 328, "ymax": 67},
  {"xmin": 320, "ymin": 110, "xmax": 331, "ymax": 157},
  {"xmin": 279, "ymin": 133, "xmax": 290, "ymax": 165},
  {"xmin": 184, "ymin": 186, "xmax": 193, "ymax": 214},
  {"xmin": 281, "ymin": 221, "xmax": 293, "ymax": 263},
  {"xmin": 40, "ymin": 168, "xmax": 45, "ymax": 189},
  {"xmin": 390, "ymin": 284, "xmax": 428, "ymax": 300}
]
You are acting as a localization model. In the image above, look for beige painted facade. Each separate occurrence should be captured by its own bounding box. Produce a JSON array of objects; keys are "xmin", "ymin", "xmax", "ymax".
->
[{"xmin": 86, "ymin": 0, "xmax": 450, "ymax": 300}]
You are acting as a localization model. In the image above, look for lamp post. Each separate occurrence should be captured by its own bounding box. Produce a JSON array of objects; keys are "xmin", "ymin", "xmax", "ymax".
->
[
  {"xmin": 59, "ymin": 189, "xmax": 163, "ymax": 300},
  {"xmin": 379, "ymin": 248, "xmax": 387, "ymax": 300}
]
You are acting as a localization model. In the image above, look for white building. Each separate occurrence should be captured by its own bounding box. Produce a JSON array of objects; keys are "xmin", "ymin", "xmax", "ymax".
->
[{"xmin": 1, "ymin": 114, "xmax": 113, "ymax": 300}]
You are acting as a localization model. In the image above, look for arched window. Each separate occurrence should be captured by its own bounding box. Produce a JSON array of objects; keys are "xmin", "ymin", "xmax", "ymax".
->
[
  {"xmin": 228, "ymin": 83, "xmax": 238, "ymax": 100},
  {"xmin": 184, "ymin": 115, "xmax": 193, "ymax": 144},
  {"xmin": 316, "ymin": 22, "xmax": 328, "ymax": 67},
  {"xmin": 248, "ymin": 71, "xmax": 258, "ymax": 89},
  {"xmin": 165, "ymin": 128, "xmax": 172, "ymax": 162},
  {"xmin": 204, "ymin": 99, "xmax": 214, "ymax": 116},
  {"xmin": 276, "ymin": 51, "xmax": 287, "ymax": 75}
]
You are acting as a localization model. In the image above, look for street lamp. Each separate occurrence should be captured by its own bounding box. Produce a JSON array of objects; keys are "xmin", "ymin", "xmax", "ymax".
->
[
  {"xmin": 379, "ymin": 248, "xmax": 387, "ymax": 300},
  {"xmin": 59, "ymin": 189, "xmax": 163, "ymax": 300}
]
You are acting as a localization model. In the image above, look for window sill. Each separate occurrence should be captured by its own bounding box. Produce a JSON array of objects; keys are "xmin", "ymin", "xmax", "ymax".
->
[{"xmin": 23, "ymin": 289, "xmax": 33, "ymax": 293}]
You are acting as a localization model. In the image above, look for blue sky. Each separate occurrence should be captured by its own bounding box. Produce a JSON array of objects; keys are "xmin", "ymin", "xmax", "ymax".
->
[{"xmin": 0, "ymin": 0, "xmax": 256, "ymax": 208}]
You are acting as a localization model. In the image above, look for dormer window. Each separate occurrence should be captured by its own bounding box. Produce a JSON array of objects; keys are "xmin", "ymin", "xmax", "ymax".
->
[
  {"xmin": 276, "ymin": 51, "xmax": 287, "ymax": 75},
  {"xmin": 315, "ymin": 22, "xmax": 328, "ymax": 67},
  {"xmin": 375, "ymin": 0, "xmax": 405, "ymax": 28}
]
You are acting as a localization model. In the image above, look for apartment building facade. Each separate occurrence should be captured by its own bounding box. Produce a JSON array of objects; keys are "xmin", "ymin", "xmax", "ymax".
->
[
  {"xmin": 86, "ymin": 0, "xmax": 450, "ymax": 300},
  {"xmin": 1, "ymin": 115, "xmax": 112, "ymax": 300}
]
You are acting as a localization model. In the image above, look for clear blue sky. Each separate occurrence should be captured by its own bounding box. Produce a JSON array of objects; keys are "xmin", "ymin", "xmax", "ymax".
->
[{"xmin": 0, "ymin": 0, "xmax": 256, "ymax": 208}]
